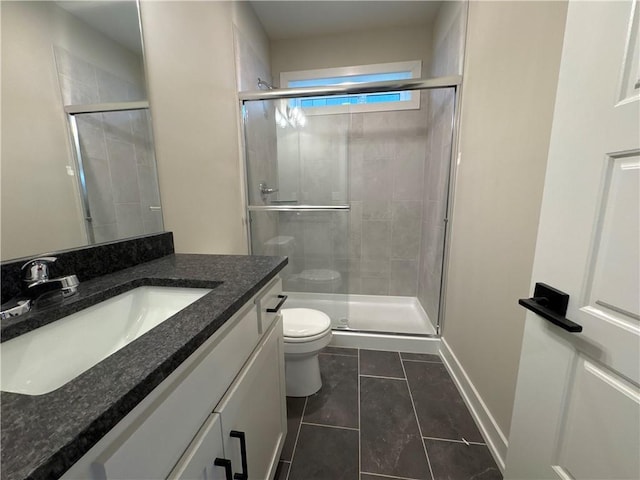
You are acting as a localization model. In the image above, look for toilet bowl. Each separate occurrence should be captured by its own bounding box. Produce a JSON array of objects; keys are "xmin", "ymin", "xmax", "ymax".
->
[{"xmin": 282, "ymin": 308, "xmax": 332, "ymax": 397}]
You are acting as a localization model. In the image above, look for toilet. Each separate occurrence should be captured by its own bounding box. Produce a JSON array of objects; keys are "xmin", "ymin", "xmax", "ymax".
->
[{"xmin": 282, "ymin": 308, "xmax": 332, "ymax": 397}]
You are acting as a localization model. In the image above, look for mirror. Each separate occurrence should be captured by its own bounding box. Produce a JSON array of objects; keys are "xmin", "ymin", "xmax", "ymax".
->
[{"xmin": 0, "ymin": 0, "xmax": 163, "ymax": 262}]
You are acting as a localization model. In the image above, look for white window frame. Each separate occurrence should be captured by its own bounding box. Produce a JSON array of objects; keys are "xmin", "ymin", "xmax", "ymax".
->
[{"xmin": 280, "ymin": 60, "xmax": 422, "ymax": 115}]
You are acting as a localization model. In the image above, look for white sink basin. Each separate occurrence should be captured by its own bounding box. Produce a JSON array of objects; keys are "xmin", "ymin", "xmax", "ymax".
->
[{"xmin": 0, "ymin": 286, "xmax": 212, "ymax": 395}]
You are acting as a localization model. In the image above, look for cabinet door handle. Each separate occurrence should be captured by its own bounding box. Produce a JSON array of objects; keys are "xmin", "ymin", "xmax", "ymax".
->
[
  {"xmin": 266, "ymin": 294, "xmax": 287, "ymax": 313},
  {"xmin": 214, "ymin": 458, "xmax": 233, "ymax": 480},
  {"xmin": 230, "ymin": 430, "xmax": 248, "ymax": 480}
]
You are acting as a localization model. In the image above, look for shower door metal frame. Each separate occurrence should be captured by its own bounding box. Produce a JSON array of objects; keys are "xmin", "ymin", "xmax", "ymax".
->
[
  {"xmin": 239, "ymin": 75, "xmax": 463, "ymax": 337},
  {"xmin": 64, "ymin": 100, "xmax": 155, "ymax": 245}
]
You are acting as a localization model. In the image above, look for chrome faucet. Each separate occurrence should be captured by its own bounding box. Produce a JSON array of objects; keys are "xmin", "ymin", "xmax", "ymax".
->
[
  {"xmin": 22, "ymin": 257, "xmax": 79, "ymax": 298},
  {"xmin": 0, "ymin": 257, "xmax": 79, "ymax": 320}
]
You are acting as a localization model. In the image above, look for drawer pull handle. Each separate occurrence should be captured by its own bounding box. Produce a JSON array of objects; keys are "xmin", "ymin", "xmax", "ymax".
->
[
  {"xmin": 214, "ymin": 458, "xmax": 233, "ymax": 480},
  {"xmin": 266, "ymin": 294, "xmax": 288, "ymax": 313},
  {"xmin": 230, "ymin": 430, "xmax": 248, "ymax": 480}
]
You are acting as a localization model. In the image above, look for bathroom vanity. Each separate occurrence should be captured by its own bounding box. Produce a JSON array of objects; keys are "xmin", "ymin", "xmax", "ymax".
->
[{"xmin": 0, "ymin": 250, "xmax": 288, "ymax": 480}]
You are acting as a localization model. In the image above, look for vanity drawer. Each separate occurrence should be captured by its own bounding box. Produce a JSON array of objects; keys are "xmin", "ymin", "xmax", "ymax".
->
[
  {"xmin": 90, "ymin": 304, "xmax": 260, "ymax": 480},
  {"xmin": 255, "ymin": 278, "xmax": 284, "ymax": 333}
]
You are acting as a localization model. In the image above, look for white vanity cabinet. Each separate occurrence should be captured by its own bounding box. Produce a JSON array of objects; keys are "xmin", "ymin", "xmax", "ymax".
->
[
  {"xmin": 61, "ymin": 277, "xmax": 286, "ymax": 480},
  {"xmin": 170, "ymin": 316, "xmax": 285, "ymax": 480}
]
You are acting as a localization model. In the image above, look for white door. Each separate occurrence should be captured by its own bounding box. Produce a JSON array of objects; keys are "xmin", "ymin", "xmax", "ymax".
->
[{"xmin": 505, "ymin": 1, "xmax": 640, "ymax": 479}]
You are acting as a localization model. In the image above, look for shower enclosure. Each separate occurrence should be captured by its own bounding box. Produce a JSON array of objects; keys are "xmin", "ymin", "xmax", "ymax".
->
[{"xmin": 240, "ymin": 77, "xmax": 459, "ymax": 339}]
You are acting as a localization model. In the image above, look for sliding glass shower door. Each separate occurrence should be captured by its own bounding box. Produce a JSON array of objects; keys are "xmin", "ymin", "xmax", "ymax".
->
[
  {"xmin": 241, "ymin": 79, "xmax": 458, "ymax": 336},
  {"xmin": 243, "ymin": 98, "xmax": 350, "ymax": 328}
]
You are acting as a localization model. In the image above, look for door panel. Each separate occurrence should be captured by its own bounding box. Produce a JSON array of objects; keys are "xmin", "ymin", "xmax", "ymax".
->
[
  {"xmin": 506, "ymin": 1, "xmax": 639, "ymax": 478},
  {"xmin": 167, "ymin": 413, "xmax": 227, "ymax": 480},
  {"xmin": 215, "ymin": 318, "xmax": 286, "ymax": 480},
  {"xmin": 556, "ymin": 357, "xmax": 640, "ymax": 480}
]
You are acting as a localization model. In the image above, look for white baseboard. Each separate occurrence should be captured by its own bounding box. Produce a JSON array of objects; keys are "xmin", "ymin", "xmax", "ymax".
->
[{"xmin": 440, "ymin": 337, "xmax": 508, "ymax": 472}]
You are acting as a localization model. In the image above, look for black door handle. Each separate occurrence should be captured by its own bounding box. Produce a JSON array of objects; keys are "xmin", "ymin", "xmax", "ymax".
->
[
  {"xmin": 519, "ymin": 283, "xmax": 582, "ymax": 333},
  {"xmin": 230, "ymin": 430, "xmax": 248, "ymax": 480},
  {"xmin": 266, "ymin": 294, "xmax": 288, "ymax": 313},
  {"xmin": 214, "ymin": 458, "xmax": 233, "ymax": 480}
]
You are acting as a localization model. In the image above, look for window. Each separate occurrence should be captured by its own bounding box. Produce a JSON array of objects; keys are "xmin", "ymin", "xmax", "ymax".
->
[{"xmin": 281, "ymin": 61, "xmax": 422, "ymax": 115}]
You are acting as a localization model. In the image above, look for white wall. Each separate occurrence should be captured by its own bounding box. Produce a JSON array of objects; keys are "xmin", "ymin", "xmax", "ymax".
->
[
  {"xmin": 270, "ymin": 25, "xmax": 432, "ymax": 83},
  {"xmin": 442, "ymin": 0, "xmax": 567, "ymax": 460},
  {"xmin": 1, "ymin": 1, "xmax": 146, "ymax": 261},
  {"xmin": 140, "ymin": 0, "xmax": 270, "ymax": 255}
]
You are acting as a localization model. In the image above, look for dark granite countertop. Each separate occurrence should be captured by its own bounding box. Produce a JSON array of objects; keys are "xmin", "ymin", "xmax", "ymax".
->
[{"xmin": 1, "ymin": 253, "xmax": 287, "ymax": 480}]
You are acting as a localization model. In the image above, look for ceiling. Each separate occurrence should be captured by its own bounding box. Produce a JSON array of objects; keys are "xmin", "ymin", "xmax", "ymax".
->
[
  {"xmin": 56, "ymin": 1, "xmax": 142, "ymax": 54},
  {"xmin": 250, "ymin": 1, "xmax": 442, "ymax": 40}
]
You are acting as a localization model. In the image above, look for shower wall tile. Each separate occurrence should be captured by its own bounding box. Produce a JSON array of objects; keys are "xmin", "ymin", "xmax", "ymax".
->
[
  {"xmin": 138, "ymin": 165, "xmax": 161, "ymax": 208},
  {"xmin": 362, "ymin": 199, "xmax": 391, "ymax": 221},
  {"xmin": 348, "ymin": 201, "xmax": 363, "ymax": 259},
  {"xmin": 92, "ymin": 223, "xmax": 118, "ymax": 244},
  {"xmin": 332, "ymin": 211, "xmax": 350, "ymax": 259},
  {"xmin": 349, "ymin": 113, "xmax": 364, "ymax": 139},
  {"xmin": 390, "ymin": 260, "xmax": 419, "ymax": 296},
  {"xmin": 115, "ymin": 203, "xmax": 144, "ymax": 238},
  {"xmin": 97, "ymin": 69, "xmax": 136, "ymax": 104},
  {"xmin": 143, "ymin": 210, "xmax": 164, "ymax": 235},
  {"xmin": 393, "ymin": 138, "xmax": 426, "ymax": 202},
  {"xmin": 107, "ymin": 138, "xmax": 140, "ymax": 204},
  {"xmin": 361, "ymin": 277, "xmax": 389, "ymax": 296},
  {"xmin": 103, "ymin": 111, "xmax": 134, "ymax": 142},
  {"xmin": 76, "ymin": 115, "xmax": 107, "ymax": 160},
  {"xmin": 362, "ymin": 221, "xmax": 391, "ymax": 260},
  {"xmin": 348, "ymin": 142, "xmax": 364, "ymax": 201},
  {"xmin": 55, "ymin": 47, "xmax": 96, "ymax": 85},
  {"xmin": 360, "ymin": 259, "xmax": 390, "ymax": 279},
  {"xmin": 84, "ymin": 156, "xmax": 116, "ymax": 225},
  {"xmin": 391, "ymin": 201, "xmax": 422, "ymax": 261},
  {"xmin": 59, "ymin": 75, "xmax": 99, "ymax": 105},
  {"xmin": 416, "ymin": 0, "xmax": 465, "ymax": 321},
  {"xmin": 273, "ymin": 93, "xmax": 432, "ymax": 298}
]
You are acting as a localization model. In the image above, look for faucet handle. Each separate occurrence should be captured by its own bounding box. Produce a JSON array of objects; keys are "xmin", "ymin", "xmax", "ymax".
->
[{"xmin": 21, "ymin": 257, "xmax": 57, "ymax": 284}]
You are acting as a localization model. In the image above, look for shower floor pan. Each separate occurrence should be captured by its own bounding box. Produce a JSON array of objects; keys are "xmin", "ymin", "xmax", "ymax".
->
[{"xmin": 282, "ymin": 292, "xmax": 436, "ymax": 336}]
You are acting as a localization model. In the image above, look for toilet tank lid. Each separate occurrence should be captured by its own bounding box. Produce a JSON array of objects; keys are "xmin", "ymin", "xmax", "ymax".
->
[
  {"xmin": 298, "ymin": 269, "xmax": 341, "ymax": 282},
  {"xmin": 282, "ymin": 308, "xmax": 331, "ymax": 337},
  {"xmin": 265, "ymin": 236, "xmax": 295, "ymax": 246}
]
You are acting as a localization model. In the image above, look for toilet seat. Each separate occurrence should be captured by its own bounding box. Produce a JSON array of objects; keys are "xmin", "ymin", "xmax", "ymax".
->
[{"xmin": 282, "ymin": 308, "xmax": 331, "ymax": 343}]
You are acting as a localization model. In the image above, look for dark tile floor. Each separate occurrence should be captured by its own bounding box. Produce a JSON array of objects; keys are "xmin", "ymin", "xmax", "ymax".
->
[{"xmin": 274, "ymin": 347, "xmax": 502, "ymax": 480}]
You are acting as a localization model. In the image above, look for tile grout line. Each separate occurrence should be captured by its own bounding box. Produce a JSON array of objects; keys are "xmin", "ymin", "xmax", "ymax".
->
[
  {"xmin": 422, "ymin": 435, "xmax": 486, "ymax": 446},
  {"xmin": 360, "ymin": 470, "xmax": 425, "ymax": 480},
  {"xmin": 284, "ymin": 396, "xmax": 308, "ymax": 480},
  {"xmin": 400, "ymin": 355, "xmax": 435, "ymax": 480},
  {"xmin": 300, "ymin": 421, "xmax": 359, "ymax": 431},
  {"xmin": 359, "ymin": 373, "xmax": 406, "ymax": 381},
  {"xmin": 400, "ymin": 358, "xmax": 443, "ymax": 364},
  {"xmin": 319, "ymin": 352, "xmax": 358, "ymax": 358},
  {"xmin": 358, "ymin": 348, "xmax": 362, "ymax": 480}
]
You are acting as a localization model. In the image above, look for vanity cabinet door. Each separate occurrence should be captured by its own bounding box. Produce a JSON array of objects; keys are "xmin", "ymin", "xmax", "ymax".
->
[
  {"xmin": 167, "ymin": 413, "xmax": 228, "ymax": 480},
  {"xmin": 215, "ymin": 317, "xmax": 286, "ymax": 480}
]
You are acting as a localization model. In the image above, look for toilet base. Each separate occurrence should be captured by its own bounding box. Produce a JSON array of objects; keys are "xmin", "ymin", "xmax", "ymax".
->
[{"xmin": 285, "ymin": 353, "xmax": 322, "ymax": 397}]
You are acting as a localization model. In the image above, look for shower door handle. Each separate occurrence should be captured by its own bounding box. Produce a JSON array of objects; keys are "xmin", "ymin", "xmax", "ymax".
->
[
  {"xmin": 259, "ymin": 182, "xmax": 278, "ymax": 195},
  {"xmin": 259, "ymin": 182, "xmax": 278, "ymax": 203}
]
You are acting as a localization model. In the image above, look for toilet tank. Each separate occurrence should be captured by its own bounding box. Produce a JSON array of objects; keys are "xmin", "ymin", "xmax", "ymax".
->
[{"xmin": 263, "ymin": 236, "xmax": 296, "ymax": 277}]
